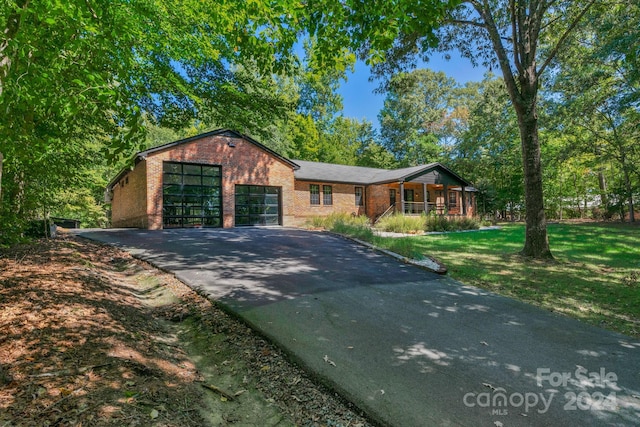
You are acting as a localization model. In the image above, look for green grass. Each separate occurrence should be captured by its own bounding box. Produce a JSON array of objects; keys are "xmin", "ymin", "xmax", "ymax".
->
[
  {"xmin": 373, "ymin": 223, "xmax": 640, "ymax": 337},
  {"xmin": 307, "ymin": 213, "xmax": 374, "ymax": 240},
  {"xmin": 376, "ymin": 214, "xmax": 425, "ymax": 233}
]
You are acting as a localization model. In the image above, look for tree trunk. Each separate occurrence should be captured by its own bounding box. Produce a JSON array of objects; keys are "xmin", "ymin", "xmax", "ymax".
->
[
  {"xmin": 572, "ymin": 174, "xmax": 582, "ymax": 218},
  {"xmin": 515, "ymin": 98, "xmax": 552, "ymax": 258},
  {"xmin": 597, "ymin": 171, "xmax": 608, "ymax": 213},
  {"xmin": 624, "ymin": 168, "xmax": 635, "ymax": 223}
]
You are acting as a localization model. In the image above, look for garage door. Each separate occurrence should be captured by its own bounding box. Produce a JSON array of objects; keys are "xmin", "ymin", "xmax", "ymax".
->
[
  {"xmin": 234, "ymin": 185, "xmax": 281, "ymax": 226},
  {"xmin": 162, "ymin": 162, "xmax": 222, "ymax": 228}
]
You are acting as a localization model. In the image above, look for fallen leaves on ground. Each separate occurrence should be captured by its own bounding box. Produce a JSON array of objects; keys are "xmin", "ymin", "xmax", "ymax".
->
[{"xmin": 0, "ymin": 235, "xmax": 373, "ymax": 426}]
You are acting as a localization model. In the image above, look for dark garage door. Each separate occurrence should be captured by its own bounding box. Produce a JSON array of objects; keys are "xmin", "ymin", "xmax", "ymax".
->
[
  {"xmin": 162, "ymin": 162, "xmax": 222, "ymax": 228},
  {"xmin": 235, "ymin": 185, "xmax": 281, "ymax": 226}
]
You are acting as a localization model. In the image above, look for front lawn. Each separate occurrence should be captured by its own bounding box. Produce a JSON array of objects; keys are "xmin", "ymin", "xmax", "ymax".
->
[{"xmin": 375, "ymin": 223, "xmax": 640, "ymax": 337}]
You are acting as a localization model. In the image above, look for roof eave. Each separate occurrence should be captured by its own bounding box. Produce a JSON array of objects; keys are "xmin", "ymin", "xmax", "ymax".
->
[
  {"xmin": 401, "ymin": 162, "xmax": 473, "ymax": 187},
  {"xmin": 138, "ymin": 128, "xmax": 299, "ymax": 170},
  {"xmin": 294, "ymin": 177, "xmax": 372, "ymax": 185},
  {"xmin": 107, "ymin": 129, "xmax": 300, "ymax": 191}
]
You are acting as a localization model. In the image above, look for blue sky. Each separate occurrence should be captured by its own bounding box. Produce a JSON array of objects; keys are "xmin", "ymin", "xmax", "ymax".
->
[{"xmin": 337, "ymin": 51, "xmax": 488, "ymax": 129}]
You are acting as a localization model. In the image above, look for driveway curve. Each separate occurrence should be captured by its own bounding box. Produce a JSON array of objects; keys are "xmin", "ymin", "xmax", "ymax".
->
[{"xmin": 79, "ymin": 227, "xmax": 640, "ymax": 427}]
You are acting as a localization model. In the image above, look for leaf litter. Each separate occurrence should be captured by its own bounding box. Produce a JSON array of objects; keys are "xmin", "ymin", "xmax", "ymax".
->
[{"xmin": 0, "ymin": 235, "xmax": 374, "ymax": 426}]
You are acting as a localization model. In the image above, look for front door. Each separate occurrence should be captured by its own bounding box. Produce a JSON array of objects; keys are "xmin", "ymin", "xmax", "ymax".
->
[{"xmin": 404, "ymin": 189, "xmax": 414, "ymax": 213}]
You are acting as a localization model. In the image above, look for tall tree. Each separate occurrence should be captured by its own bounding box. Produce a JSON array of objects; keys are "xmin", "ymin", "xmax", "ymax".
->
[
  {"xmin": 455, "ymin": 75, "xmax": 523, "ymax": 219},
  {"xmin": 378, "ymin": 69, "xmax": 460, "ymax": 166},
  {"xmin": 0, "ymin": 0, "xmax": 302, "ymax": 239},
  {"xmin": 546, "ymin": 0, "xmax": 639, "ymax": 222},
  {"xmin": 303, "ymin": 0, "xmax": 599, "ymax": 258}
]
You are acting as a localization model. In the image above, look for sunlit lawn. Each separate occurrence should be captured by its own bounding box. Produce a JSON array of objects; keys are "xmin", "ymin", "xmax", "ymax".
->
[{"xmin": 375, "ymin": 222, "xmax": 640, "ymax": 337}]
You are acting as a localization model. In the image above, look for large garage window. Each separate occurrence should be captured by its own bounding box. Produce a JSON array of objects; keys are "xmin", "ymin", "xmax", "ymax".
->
[
  {"xmin": 235, "ymin": 185, "xmax": 281, "ymax": 226},
  {"xmin": 162, "ymin": 162, "xmax": 222, "ymax": 228}
]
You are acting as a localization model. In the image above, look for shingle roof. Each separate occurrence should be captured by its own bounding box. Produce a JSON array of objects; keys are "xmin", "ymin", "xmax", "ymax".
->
[
  {"xmin": 106, "ymin": 129, "xmax": 472, "ymax": 192},
  {"xmin": 138, "ymin": 129, "xmax": 299, "ymax": 169},
  {"xmin": 292, "ymin": 160, "xmax": 471, "ymax": 186},
  {"xmin": 291, "ymin": 160, "xmax": 390, "ymax": 184}
]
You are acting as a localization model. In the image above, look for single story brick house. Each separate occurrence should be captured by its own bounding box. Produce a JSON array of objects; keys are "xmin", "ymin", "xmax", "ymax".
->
[{"xmin": 106, "ymin": 129, "xmax": 476, "ymax": 229}]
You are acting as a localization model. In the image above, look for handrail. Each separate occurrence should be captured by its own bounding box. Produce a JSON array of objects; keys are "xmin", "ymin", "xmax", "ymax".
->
[{"xmin": 374, "ymin": 203, "xmax": 396, "ymax": 224}]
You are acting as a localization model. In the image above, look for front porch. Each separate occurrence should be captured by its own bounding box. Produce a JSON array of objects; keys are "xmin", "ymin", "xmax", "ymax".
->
[{"xmin": 373, "ymin": 181, "xmax": 476, "ymax": 223}]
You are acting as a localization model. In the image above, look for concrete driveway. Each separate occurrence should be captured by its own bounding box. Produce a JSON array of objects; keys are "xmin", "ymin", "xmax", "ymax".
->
[{"xmin": 78, "ymin": 227, "xmax": 640, "ymax": 426}]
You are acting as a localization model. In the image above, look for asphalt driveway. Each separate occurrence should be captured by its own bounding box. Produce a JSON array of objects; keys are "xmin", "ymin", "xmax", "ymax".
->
[{"xmin": 78, "ymin": 227, "xmax": 640, "ymax": 426}]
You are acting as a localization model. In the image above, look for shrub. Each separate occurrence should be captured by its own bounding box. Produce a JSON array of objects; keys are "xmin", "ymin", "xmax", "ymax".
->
[
  {"xmin": 332, "ymin": 220, "xmax": 375, "ymax": 241},
  {"xmin": 307, "ymin": 213, "xmax": 372, "ymax": 240},
  {"xmin": 424, "ymin": 215, "xmax": 481, "ymax": 232},
  {"xmin": 375, "ymin": 214, "xmax": 425, "ymax": 234},
  {"xmin": 374, "ymin": 236, "xmax": 424, "ymax": 259}
]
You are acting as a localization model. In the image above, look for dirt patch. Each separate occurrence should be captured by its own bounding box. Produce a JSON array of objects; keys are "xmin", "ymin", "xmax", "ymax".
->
[{"xmin": 0, "ymin": 235, "xmax": 374, "ymax": 426}]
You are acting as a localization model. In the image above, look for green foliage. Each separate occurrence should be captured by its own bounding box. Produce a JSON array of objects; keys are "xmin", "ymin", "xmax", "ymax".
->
[
  {"xmin": 379, "ymin": 69, "xmax": 462, "ymax": 166},
  {"xmin": 544, "ymin": 1, "xmax": 640, "ymax": 223},
  {"xmin": 375, "ymin": 213, "xmax": 481, "ymax": 234},
  {"xmin": 304, "ymin": 0, "xmax": 601, "ymax": 257},
  {"xmin": 452, "ymin": 75, "xmax": 523, "ymax": 219},
  {"xmin": 307, "ymin": 213, "xmax": 373, "ymax": 240},
  {"xmin": 375, "ymin": 214, "xmax": 425, "ymax": 234},
  {"xmin": 0, "ymin": 0, "xmax": 307, "ymax": 240},
  {"xmin": 331, "ymin": 220, "xmax": 375, "ymax": 241},
  {"xmin": 424, "ymin": 215, "xmax": 480, "ymax": 232},
  {"xmin": 0, "ymin": 211, "xmax": 28, "ymax": 248},
  {"xmin": 307, "ymin": 212, "xmax": 370, "ymax": 229},
  {"xmin": 51, "ymin": 189, "xmax": 109, "ymax": 228},
  {"xmin": 376, "ymin": 237, "xmax": 424, "ymax": 260}
]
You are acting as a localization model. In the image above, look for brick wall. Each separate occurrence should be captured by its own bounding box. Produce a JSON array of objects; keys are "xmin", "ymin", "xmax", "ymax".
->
[
  {"xmin": 143, "ymin": 134, "xmax": 296, "ymax": 229},
  {"xmin": 293, "ymin": 181, "xmax": 366, "ymax": 223},
  {"xmin": 110, "ymin": 134, "xmax": 296, "ymax": 229},
  {"xmin": 293, "ymin": 180, "xmax": 477, "ymax": 223},
  {"xmin": 366, "ymin": 184, "xmax": 394, "ymax": 219},
  {"xmin": 110, "ymin": 160, "xmax": 148, "ymax": 228},
  {"xmin": 110, "ymin": 135, "xmax": 477, "ymax": 229}
]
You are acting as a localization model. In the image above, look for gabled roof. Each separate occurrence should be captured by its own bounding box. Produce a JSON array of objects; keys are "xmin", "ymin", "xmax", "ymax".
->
[
  {"xmin": 107, "ymin": 129, "xmax": 299, "ymax": 190},
  {"xmin": 291, "ymin": 160, "xmax": 389, "ymax": 185},
  {"xmin": 137, "ymin": 129, "xmax": 299, "ymax": 169},
  {"xmin": 106, "ymin": 129, "xmax": 473, "ymax": 192},
  {"xmin": 293, "ymin": 160, "xmax": 473, "ymax": 187}
]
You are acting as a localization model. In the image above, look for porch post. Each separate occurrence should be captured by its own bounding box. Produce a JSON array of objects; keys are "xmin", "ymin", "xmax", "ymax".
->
[
  {"xmin": 443, "ymin": 184, "xmax": 448, "ymax": 214},
  {"xmin": 423, "ymin": 183, "xmax": 428, "ymax": 214},
  {"xmin": 400, "ymin": 181, "xmax": 405, "ymax": 214},
  {"xmin": 461, "ymin": 186, "xmax": 467, "ymax": 216}
]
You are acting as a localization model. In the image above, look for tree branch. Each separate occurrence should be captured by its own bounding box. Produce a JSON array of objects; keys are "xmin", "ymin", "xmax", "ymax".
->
[
  {"xmin": 472, "ymin": 2, "xmax": 521, "ymax": 103},
  {"xmin": 509, "ymin": 0, "xmax": 522, "ymax": 73},
  {"xmin": 0, "ymin": 0, "xmax": 30, "ymax": 94},
  {"xmin": 538, "ymin": 0, "xmax": 598, "ymax": 76},
  {"xmin": 447, "ymin": 19, "xmax": 486, "ymax": 28}
]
